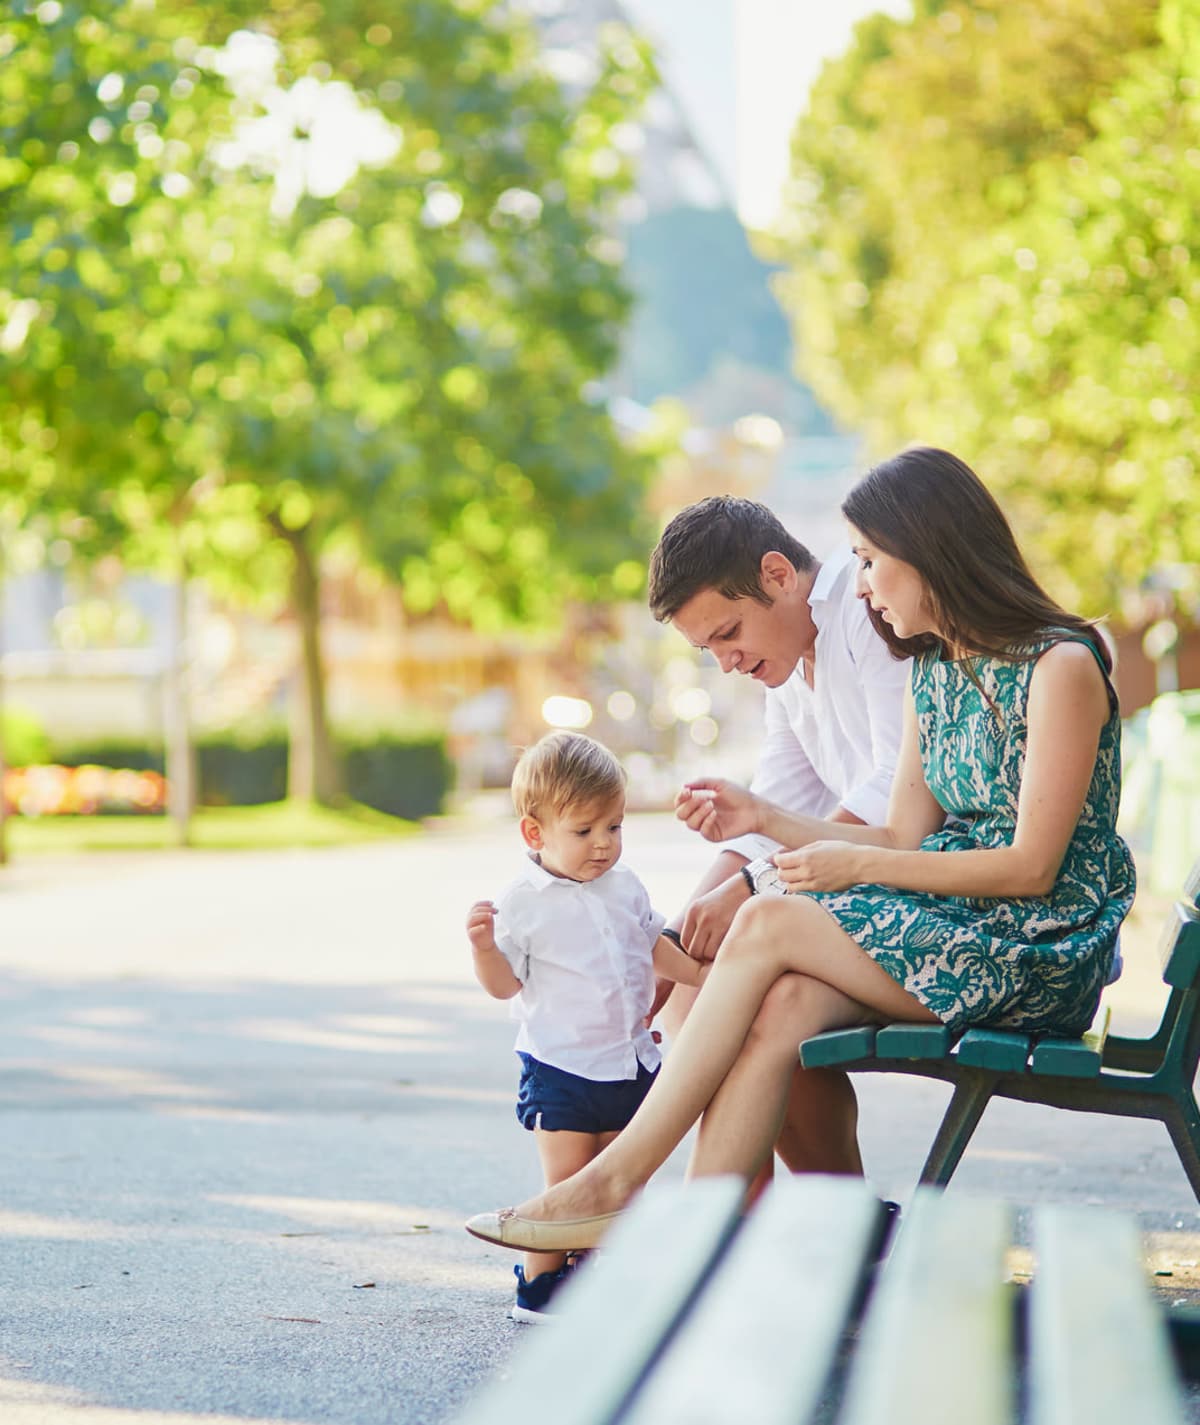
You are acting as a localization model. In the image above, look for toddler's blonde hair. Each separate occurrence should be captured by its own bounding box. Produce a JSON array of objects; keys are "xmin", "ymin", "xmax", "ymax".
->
[{"xmin": 511, "ymin": 731, "xmax": 626, "ymax": 823}]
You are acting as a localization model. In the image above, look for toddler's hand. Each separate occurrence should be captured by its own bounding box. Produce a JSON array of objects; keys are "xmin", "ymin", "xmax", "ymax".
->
[{"xmin": 466, "ymin": 900, "xmax": 498, "ymax": 954}]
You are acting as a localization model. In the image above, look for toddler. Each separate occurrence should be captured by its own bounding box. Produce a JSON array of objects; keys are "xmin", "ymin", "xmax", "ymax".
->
[{"xmin": 466, "ymin": 731, "xmax": 706, "ymax": 1323}]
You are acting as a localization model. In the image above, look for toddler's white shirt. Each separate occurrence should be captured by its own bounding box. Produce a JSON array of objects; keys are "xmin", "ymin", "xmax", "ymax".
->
[{"xmin": 493, "ymin": 855, "xmax": 667, "ymax": 1081}]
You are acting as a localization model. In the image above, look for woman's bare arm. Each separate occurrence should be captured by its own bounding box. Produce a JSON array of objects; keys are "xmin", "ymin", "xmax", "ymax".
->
[{"xmin": 776, "ymin": 642, "xmax": 1109, "ymax": 898}]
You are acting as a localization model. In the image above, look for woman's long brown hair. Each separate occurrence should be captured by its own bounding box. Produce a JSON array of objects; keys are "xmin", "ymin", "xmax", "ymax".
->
[{"xmin": 841, "ymin": 447, "xmax": 1111, "ymax": 671}]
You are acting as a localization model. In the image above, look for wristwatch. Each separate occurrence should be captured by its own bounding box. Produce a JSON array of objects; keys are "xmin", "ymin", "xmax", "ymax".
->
[{"xmin": 740, "ymin": 857, "xmax": 787, "ymax": 897}]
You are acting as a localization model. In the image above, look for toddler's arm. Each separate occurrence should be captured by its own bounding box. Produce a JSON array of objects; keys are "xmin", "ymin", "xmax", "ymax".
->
[
  {"xmin": 652, "ymin": 933, "xmax": 709, "ymax": 990},
  {"xmin": 466, "ymin": 900, "xmax": 523, "ymax": 999}
]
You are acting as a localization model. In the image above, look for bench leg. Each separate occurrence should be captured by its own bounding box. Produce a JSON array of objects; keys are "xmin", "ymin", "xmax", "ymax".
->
[
  {"xmin": 918, "ymin": 1076, "xmax": 993, "ymax": 1187},
  {"xmin": 1163, "ymin": 1094, "xmax": 1200, "ymax": 1204}
]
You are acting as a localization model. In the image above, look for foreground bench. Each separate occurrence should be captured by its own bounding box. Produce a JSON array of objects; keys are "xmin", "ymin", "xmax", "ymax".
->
[
  {"xmin": 455, "ymin": 1176, "xmax": 1186, "ymax": 1425},
  {"xmin": 800, "ymin": 860, "xmax": 1200, "ymax": 1196}
]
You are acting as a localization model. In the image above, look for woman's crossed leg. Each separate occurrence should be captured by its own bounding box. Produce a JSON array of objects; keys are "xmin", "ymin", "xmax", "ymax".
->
[{"xmin": 506, "ymin": 893, "xmax": 937, "ymax": 1225}]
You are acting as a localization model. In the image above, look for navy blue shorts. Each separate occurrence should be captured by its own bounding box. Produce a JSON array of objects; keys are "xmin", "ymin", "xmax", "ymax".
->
[{"xmin": 515, "ymin": 1053, "xmax": 659, "ymax": 1134}]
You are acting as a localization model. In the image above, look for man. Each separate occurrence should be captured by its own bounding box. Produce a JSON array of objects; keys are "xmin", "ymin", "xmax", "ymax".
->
[{"xmin": 648, "ymin": 494, "xmax": 909, "ymax": 1177}]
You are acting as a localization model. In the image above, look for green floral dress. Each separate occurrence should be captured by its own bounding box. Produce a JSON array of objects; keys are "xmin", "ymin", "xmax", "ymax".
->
[{"xmin": 807, "ymin": 633, "xmax": 1136, "ymax": 1035}]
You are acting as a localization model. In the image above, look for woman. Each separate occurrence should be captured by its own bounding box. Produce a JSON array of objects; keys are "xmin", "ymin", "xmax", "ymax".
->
[{"xmin": 467, "ymin": 447, "xmax": 1136, "ymax": 1252}]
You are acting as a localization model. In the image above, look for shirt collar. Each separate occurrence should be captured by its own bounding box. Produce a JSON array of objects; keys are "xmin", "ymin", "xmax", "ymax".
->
[
  {"xmin": 519, "ymin": 852, "xmax": 579, "ymax": 892},
  {"xmin": 807, "ymin": 547, "xmax": 853, "ymax": 631}
]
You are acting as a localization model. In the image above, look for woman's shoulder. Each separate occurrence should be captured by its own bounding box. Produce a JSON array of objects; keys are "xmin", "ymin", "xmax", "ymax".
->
[{"xmin": 1026, "ymin": 636, "xmax": 1113, "ymax": 719}]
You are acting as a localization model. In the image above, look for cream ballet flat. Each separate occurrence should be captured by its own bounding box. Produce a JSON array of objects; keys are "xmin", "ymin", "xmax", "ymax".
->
[{"xmin": 465, "ymin": 1205, "xmax": 623, "ymax": 1252}]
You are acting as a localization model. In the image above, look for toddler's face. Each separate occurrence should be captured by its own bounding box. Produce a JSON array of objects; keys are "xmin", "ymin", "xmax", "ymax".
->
[{"xmin": 528, "ymin": 791, "xmax": 625, "ymax": 883}]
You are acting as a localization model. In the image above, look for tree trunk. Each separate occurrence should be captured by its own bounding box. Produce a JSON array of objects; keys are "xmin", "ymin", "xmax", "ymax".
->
[
  {"xmin": 163, "ymin": 550, "xmax": 195, "ymax": 846},
  {"xmin": 282, "ymin": 525, "xmax": 341, "ymax": 806}
]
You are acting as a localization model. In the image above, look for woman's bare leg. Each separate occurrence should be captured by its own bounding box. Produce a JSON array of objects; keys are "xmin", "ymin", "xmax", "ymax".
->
[
  {"xmin": 508, "ymin": 896, "xmax": 936, "ymax": 1222},
  {"xmin": 690, "ymin": 972, "xmax": 867, "ymax": 1180}
]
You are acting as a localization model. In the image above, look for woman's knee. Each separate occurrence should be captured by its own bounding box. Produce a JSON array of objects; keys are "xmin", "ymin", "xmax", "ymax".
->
[{"xmin": 726, "ymin": 893, "xmax": 807, "ymax": 957}]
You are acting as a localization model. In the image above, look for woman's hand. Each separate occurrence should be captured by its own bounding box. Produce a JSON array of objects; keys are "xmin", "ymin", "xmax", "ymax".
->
[
  {"xmin": 775, "ymin": 841, "xmax": 868, "ymax": 894},
  {"xmin": 674, "ymin": 779, "xmax": 761, "ymax": 843}
]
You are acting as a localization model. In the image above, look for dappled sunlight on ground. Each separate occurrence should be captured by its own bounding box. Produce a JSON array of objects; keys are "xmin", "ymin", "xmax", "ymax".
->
[
  {"xmin": 230, "ymin": 1017, "xmax": 445, "ymax": 1056},
  {"xmin": 211, "ymin": 1193, "xmax": 459, "ymax": 1234},
  {"xmin": 0, "ymin": 1210, "xmax": 121, "ymax": 1241},
  {"xmin": 0, "ymin": 1375, "xmax": 309, "ymax": 1425},
  {"xmin": 43, "ymin": 1063, "xmax": 222, "ymax": 1102}
]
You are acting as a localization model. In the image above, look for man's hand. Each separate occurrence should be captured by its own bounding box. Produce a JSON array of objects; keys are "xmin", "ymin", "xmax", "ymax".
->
[
  {"xmin": 775, "ymin": 841, "xmax": 866, "ymax": 894},
  {"xmin": 680, "ymin": 874, "xmax": 751, "ymax": 961},
  {"xmin": 674, "ymin": 778, "xmax": 761, "ymax": 843},
  {"xmin": 466, "ymin": 900, "xmax": 499, "ymax": 955}
]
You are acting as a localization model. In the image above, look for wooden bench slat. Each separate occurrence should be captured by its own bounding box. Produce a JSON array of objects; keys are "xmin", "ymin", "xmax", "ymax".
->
[
  {"xmin": 453, "ymin": 1178, "xmax": 745, "ymax": 1425},
  {"xmin": 874, "ymin": 1023, "xmax": 953, "ymax": 1059},
  {"xmin": 955, "ymin": 1028, "xmax": 1031, "ymax": 1072},
  {"xmin": 840, "ymin": 1189, "xmax": 1014, "ymax": 1425},
  {"xmin": 1030, "ymin": 1004, "xmax": 1111, "ymax": 1079},
  {"xmin": 1160, "ymin": 901, "xmax": 1200, "ymax": 989},
  {"xmin": 620, "ymin": 1178, "xmax": 883, "ymax": 1425},
  {"xmin": 799, "ymin": 1025, "xmax": 877, "ymax": 1069},
  {"xmin": 1030, "ymin": 1204, "xmax": 1187, "ymax": 1425}
]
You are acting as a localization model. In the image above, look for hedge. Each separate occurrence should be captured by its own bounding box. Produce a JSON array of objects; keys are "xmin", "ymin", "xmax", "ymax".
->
[{"xmin": 47, "ymin": 730, "xmax": 452, "ymax": 821}]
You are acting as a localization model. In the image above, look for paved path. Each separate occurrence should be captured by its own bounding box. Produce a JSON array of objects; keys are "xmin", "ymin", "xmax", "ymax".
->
[{"xmin": 0, "ymin": 814, "xmax": 1197, "ymax": 1425}]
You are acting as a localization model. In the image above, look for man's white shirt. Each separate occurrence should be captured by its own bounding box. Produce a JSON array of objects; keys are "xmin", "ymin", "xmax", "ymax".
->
[
  {"xmin": 726, "ymin": 547, "xmax": 909, "ymax": 862},
  {"xmin": 493, "ymin": 855, "xmax": 666, "ymax": 1080}
]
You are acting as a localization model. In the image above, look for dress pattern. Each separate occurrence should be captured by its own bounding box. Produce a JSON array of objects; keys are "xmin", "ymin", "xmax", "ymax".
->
[{"xmin": 807, "ymin": 633, "xmax": 1136, "ymax": 1034}]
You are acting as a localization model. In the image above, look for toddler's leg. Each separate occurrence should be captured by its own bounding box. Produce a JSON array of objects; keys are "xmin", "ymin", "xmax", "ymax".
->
[{"xmin": 525, "ymin": 1127, "xmax": 618, "ymax": 1280}]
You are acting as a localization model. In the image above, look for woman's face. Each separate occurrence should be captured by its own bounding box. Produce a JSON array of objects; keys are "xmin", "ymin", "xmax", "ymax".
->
[{"xmin": 846, "ymin": 525, "xmax": 936, "ymax": 641}]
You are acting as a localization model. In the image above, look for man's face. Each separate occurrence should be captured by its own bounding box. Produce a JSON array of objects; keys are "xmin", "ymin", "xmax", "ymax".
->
[{"xmin": 670, "ymin": 575, "xmax": 810, "ymax": 689}]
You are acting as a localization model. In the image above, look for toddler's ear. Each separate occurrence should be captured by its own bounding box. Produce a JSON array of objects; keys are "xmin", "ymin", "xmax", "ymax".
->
[{"xmin": 519, "ymin": 816, "xmax": 544, "ymax": 851}]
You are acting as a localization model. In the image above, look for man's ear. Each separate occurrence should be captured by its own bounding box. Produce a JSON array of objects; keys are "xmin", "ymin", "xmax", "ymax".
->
[
  {"xmin": 759, "ymin": 551, "xmax": 798, "ymax": 597},
  {"xmin": 519, "ymin": 815, "xmax": 544, "ymax": 851}
]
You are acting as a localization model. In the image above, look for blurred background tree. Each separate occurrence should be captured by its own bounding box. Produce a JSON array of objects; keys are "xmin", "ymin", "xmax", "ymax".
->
[
  {"xmin": 0, "ymin": 0, "xmax": 656, "ymax": 810},
  {"xmin": 773, "ymin": 0, "xmax": 1200, "ymax": 615}
]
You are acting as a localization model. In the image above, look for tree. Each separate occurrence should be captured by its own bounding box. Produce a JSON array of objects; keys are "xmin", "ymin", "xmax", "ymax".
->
[
  {"xmin": 772, "ymin": 0, "xmax": 1195, "ymax": 613},
  {"xmin": 1, "ymin": 1, "xmax": 658, "ymax": 807}
]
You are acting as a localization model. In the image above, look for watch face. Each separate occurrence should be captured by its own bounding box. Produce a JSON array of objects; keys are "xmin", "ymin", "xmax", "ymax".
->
[{"xmin": 754, "ymin": 862, "xmax": 786, "ymax": 896}]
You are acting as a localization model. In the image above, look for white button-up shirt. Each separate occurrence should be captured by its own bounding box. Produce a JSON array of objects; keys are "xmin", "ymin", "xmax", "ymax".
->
[
  {"xmin": 493, "ymin": 855, "xmax": 667, "ymax": 1081},
  {"xmin": 726, "ymin": 547, "xmax": 909, "ymax": 862}
]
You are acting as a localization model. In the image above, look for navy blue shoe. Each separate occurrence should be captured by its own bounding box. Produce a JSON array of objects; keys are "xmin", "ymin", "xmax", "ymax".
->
[{"xmin": 510, "ymin": 1263, "xmax": 569, "ymax": 1324}]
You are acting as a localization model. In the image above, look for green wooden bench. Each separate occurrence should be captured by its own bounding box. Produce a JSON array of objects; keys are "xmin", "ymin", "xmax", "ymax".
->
[
  {"xmin": 798, "ymin": 860, "xmax": 1200, "ymax": 1197},
  {"xmin": 454, "ymin": 1176, "xmax": 1188, "ymax": 1425}
]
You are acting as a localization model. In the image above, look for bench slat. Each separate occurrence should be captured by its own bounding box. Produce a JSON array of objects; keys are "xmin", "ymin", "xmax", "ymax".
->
[
  {"xmin": 1029, "ymin": 1004, "xmax": 1111, "ymax": 1079},
  {"xmin": 799, "ymin": 1025, "xmax": 877, "ymax": 1069},
  {"xmin": 1030, "ymin": 1204, "xmax": 1187, "ymax": 1425},
  {"xmin": 840, "ymin": 1189, "xmax": 1014, "ymax": 1425},
  {"xmin": 955, "ymin": 1028, "xmax": 1031, "ymax": 1072},
  {"xmin": 454, "ymin": 1178, "xmax": 745, "ymax": 1425},
  {"xmin": 620, "ymin": 1178, "xmax": 883, "ymax": 1425},
  {"xmin": 1160, "ymin": 901, "xmax": 1200, "ymax": 989},
  {"xmin": 874, "ymin": 1023, "xmax": 953, "ymax": 1059}
]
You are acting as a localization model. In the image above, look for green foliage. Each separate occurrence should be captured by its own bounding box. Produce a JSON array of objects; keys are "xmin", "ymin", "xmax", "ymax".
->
[
  {"xmin": 1, "ymin": 0, "xmax": 660, "ymax": 806},
  {"xmin": 775, "ymin": 0, "xmax": 1199, "ymax": 615},
  {"xmin": 0, "ymin": 0, "xmax": 659, "ymax": 622},
  {"xmin": 49, "ymin": 726, "xmax": 452, "ymax": 817},
  {"xmin": 0, "ymin": 704, "xmax": 50, "ymax": 766}
]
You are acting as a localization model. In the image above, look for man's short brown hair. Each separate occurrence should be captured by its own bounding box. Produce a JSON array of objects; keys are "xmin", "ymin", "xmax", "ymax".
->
[
  {"xmin": 511, "ymin": 732, "xmax": 626, "ymax": 823},
  {"xmin": 648, "ymin": 495, "xmax": 815, "ymax": 622}
]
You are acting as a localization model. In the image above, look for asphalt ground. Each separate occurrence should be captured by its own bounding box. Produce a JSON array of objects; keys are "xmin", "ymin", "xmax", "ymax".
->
[{"xmin": 1, "ymin": 811, "xmax": 1197, "ymax": 1425}]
